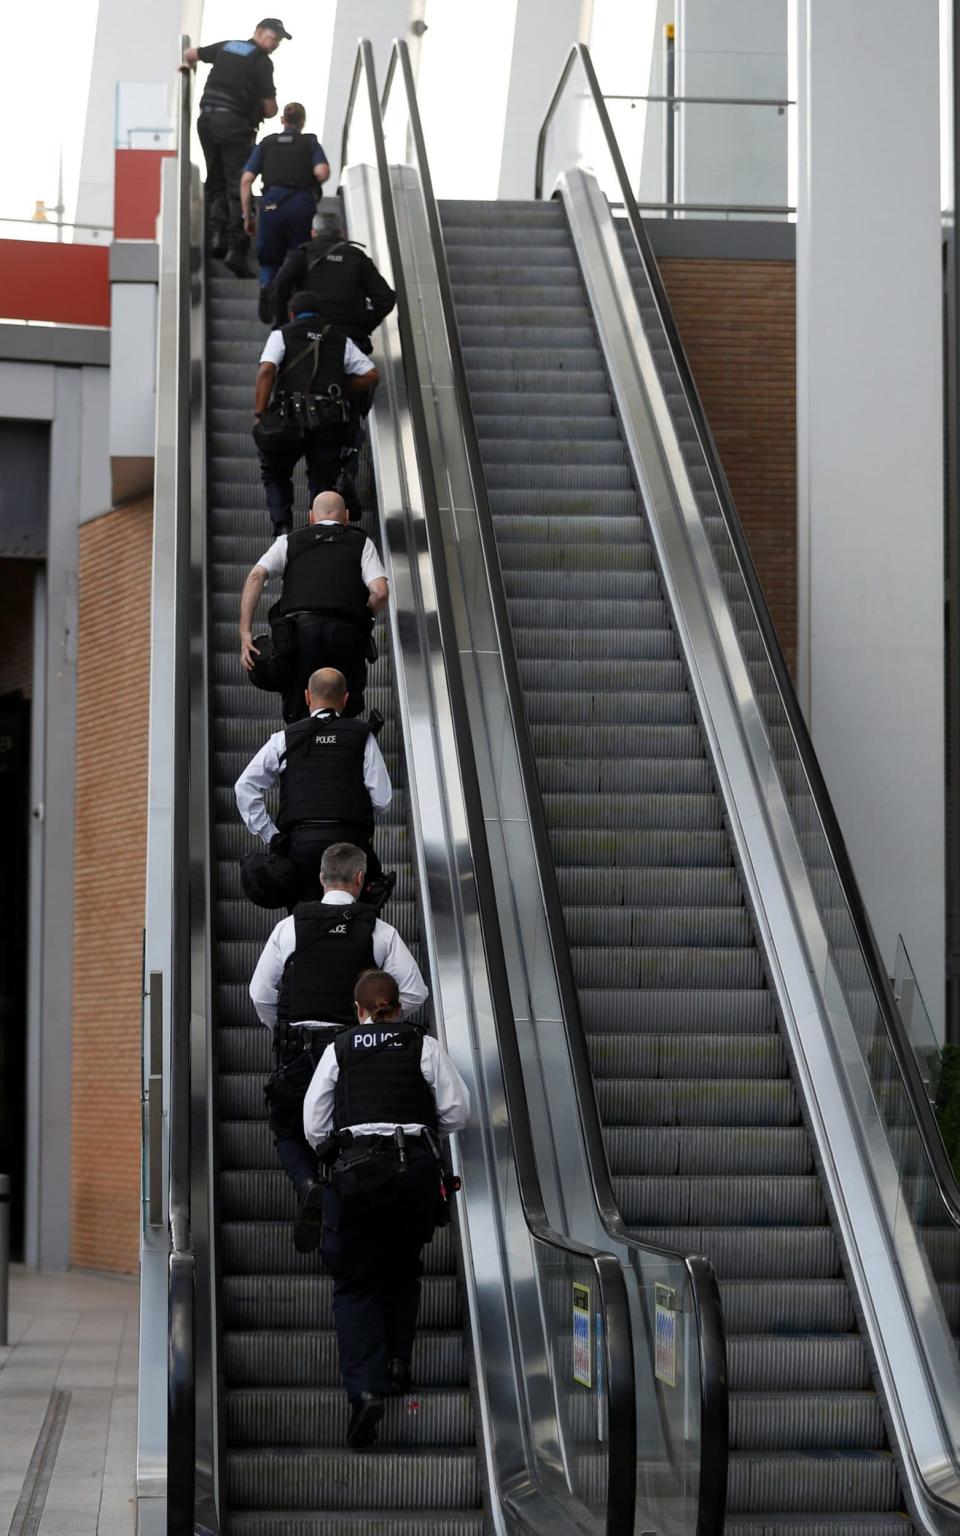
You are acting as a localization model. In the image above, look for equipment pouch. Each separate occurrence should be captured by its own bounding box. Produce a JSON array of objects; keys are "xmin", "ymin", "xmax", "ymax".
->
[
  {"xmin": 331, "ymin": 1136, "xmax": 404, "ymax": 1201},
  {"xmin": 253, "ymin": 408, "xmax": 303, "ymax": 453},
  {"xmin": 263, "ymin": 1048, "xmax": 317, "ymax": 1112}
]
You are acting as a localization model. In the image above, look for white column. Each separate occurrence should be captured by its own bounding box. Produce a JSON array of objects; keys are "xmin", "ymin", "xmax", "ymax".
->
[
  {"xmin": 323, "ymin": 0, "xmax": 413, "ymax": 187},
  {"xmin": 498, "ymin": 0, "xmax": 589, "ymax": 199},
  {"xmin": 792, "ymin": 0, "xmax": 945, "ymax": 1028}
]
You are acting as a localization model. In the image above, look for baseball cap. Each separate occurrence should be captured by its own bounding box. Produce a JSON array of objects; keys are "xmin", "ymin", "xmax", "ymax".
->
[{"xmin": 258, "ymin": 17, "xmax": 292, "ymax": 38}]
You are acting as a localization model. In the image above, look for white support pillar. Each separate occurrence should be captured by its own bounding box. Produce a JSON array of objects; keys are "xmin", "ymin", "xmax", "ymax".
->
[
  {"xmin": 498, "ymin": 0, "xmax": 589, "ymax": 198},
  {"xmin": 791, "ymin": 0, "xmax": 945, "ymax": 1028},
  {"xmin": 323, "ymin": 0, "xmax": 413, "ymax": 188}
]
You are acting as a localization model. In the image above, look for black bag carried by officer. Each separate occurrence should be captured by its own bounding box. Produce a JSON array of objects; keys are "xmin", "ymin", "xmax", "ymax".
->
[
  {"xmin": 331, "ymin": 1131, "xmax": 407, "ymax": 1201},
  {"xmin": 247, "ymin": 603, "xmax": 297, "ymax": 692},
  {"xmin": 252, "ymin": 408, "xmax": 302, "ymax": 454},
  {"xmin": 264, "ymin": 1044, "xmax": 320, "ymax": 1114},
  {"xmin": 239, "ymin": 848, "xmax": 301, "ymax": 908}
]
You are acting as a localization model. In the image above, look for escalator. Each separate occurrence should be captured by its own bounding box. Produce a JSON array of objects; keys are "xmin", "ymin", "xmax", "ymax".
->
[
  {"xmin": 205, "ymin": 272, "xmax": 486, "ymax": 1533},
  {"xmin": 439, "ymin": 197, "xmax": 907, "ymax": 1531}
]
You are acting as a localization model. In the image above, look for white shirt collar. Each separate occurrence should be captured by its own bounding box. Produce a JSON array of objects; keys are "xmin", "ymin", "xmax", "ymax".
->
[
  {"xmin": 311, "ymin": 707, "xmax": 341, "ymax": 718},
  {"xmin": 322, "ymin": 890, "xmax": 356, "ymax": 905}
]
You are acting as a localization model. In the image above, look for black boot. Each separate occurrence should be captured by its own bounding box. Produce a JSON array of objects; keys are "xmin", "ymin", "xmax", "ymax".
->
[
  {"xmin": 337, "ymin": 447, "xmax": 362, "ymax": 520},
  {"xmin": 292, "ymin": 1180, "xmax": 324, "ymax": 1253},
  {"xmin": 224, "ymin": 241, "xmax": 253, "ymax": 278},
  {"xmin": 258, "ymin": 286, "xmax": 274, "ymax": 324},
  {"xmin": 209, "ymin": 222, "xmax": 227, "ymax": 259},
  {"xmin": 386, "ymin": 1358, "xmax": 412, "ymax": 1397},
  {"xmin": 346, "ymin": 1392, "xmax": 385, "ymax": 1449}
]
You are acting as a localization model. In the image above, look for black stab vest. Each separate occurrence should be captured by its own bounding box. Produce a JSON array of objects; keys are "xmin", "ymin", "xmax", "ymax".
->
[
  {"xmin": 277, "ymin": 901, "xmax": 377, "ymax": 1028},
  {"xmin": 301, "ymin": 241, "xmax": 373, "ymax": 336},
  {"xmin": 279, "ymin": 713, "xmax": 372, "ymax": 829},
  {"xmin": 260, "ymin": 130, "xmax": 317, "ymax": 189},
  {"xmin": 200, "ymin": 40, "xmax": 267, "ymax": 123},
  {"xmin": 333, "ymin": 1025, "xmax": 438, "ymax": 1130},
  {"xmin": 272, "ymin": 318, "xmax": 347, "ymax": 399},
  {"xmin": 277, "ymin": 522, "xmax": 370, "ymax": 626}
]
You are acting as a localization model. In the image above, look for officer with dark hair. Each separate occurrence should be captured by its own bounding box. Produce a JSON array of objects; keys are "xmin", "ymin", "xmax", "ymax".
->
[
  {"xmin": 249, "ymin": 845, "xmax": 428, "ymax": 1254},
  {"xmin": 240, "ymin": 102, "xmax": 330, "ymax": 321},
  {"xmin": 239, "ymin": 491, "xmax": 390, "ymax": 723},
  {"xmin": 181, "ymin": 18, "xmax": 290, "ymax": 274},
  {"xmin": 235, "ymin": 665, "xmax": 395, "ymax": 906},
  {"xmin": 252, "ymin": 291, "xmax": 378, "ymax": 533},
  {"xmin": 271, "ymin": 207, "xmax": 396, "ymax": 346},
  {"xmin": 303, "ymin": 968, "xmax": 469, "ymax": 1448}
]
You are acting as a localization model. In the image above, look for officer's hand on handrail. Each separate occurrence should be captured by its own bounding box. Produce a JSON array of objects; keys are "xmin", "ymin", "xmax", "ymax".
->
[{"xmin": 240, "ymin": 633, "xmax": 261, "ymax": 671}]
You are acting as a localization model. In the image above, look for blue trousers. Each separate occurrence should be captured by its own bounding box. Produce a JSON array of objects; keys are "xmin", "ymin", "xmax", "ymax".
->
[
  {"xmin": 321, "ymin": 1143, "xmax": 440, "ymax": 1398},
  {"xmin": 257, "ymin": 187, "xmax": 316, "ymax": 286}
]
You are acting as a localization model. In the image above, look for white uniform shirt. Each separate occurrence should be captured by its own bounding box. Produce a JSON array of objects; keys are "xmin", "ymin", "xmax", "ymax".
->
[
  {"xmin": 303, "ymin": 1030, "xmax": 471, "ymax": 1145},
  {"xmin": 255, "ymin": 523, "xmax": 387, "ymax": 589},
  {"xmin": 235, "ymin": 708, "xmax": 392, "ymax": 844},
  {"xmin": 260, "ymin": 328, "xmax": 373, "ymax": 376},
  {"xmin": 248, "ymin": 890, "xmax": 428, "ymax": 1029}
]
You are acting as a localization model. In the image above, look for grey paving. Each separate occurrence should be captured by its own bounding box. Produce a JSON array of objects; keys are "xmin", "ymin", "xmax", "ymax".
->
[{"xmin": 0, "ymin": 1265, "xmax": 138, "ymax": 1535}]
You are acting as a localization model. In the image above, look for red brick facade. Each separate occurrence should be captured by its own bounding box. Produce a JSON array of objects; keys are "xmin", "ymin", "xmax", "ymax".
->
[
  {"xmin": 658, "ymin": 256, "xmax": 797, "ymax": 674},
  {"xmin": 71, "ymin": 499, "xmax": 153, "ymax": 1273}
]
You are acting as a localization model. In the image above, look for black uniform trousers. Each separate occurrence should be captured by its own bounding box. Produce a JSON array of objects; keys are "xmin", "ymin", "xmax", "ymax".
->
[
  {"xmin": 288, "ymin": 824, "xmax": 384, "ymax": 901},
  {"xmin": 265, "ymin": 1034, "xmax": 330, "ymax": 1194},
  {"xmin": 321, "ymin": 1141, "xmax": 440, "ymax": 1399},
  {"xmin": 258, "ymin": 188, "xmax": 317, "ymax": 286},
  {"xmin": 258, "ymin": 424, "xmax": 350, "ymax": 532},
  {"xmin": 197, "ymin": 107, "xmax": 254, "ymax": 244},
  {"xmin": 281, "ymin": 615, "xmax": 369, "ymax": 724}
]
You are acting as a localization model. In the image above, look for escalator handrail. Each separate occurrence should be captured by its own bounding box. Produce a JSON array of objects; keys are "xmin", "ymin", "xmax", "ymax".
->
[
  {"xmin": 167, "ymin": 38, "xmax": 196, "ymax": 1535},
  {"xmin": 344, "ymin": 39, "xmax": 637, "ymax": 1535},
  {"xmin": 377, "ymin": 38, "xmax": 726, "ymax": 1536},
  {"xmin": 535, "ymin": 41, "xmax": 960, "ymax": 1239}
]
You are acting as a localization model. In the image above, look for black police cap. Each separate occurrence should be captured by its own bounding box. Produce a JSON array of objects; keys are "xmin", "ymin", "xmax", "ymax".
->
[{"xmin": 259, "ymin": 16, "xmax": 292, "ymax": 38}]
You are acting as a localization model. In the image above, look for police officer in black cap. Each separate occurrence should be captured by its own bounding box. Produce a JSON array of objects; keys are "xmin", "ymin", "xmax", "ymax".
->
[
  {"xmin": 252, "ymin": 291, "xmax": 378, "ymax": 533},
  {"xmin": 234, "ymin": 665, "xmax": 395, "ymax": 905},
  {"xmin": 249, "ymin": 845, "xmax": 429, "ymax": 1254},
  {"xmin": 303, "ymin": 967, "xmax": 469, "ymax": 1449},
  {"xmin": 271, "ymin": 206, "xmax": 396, "ymax": 343},
  {"xmin": 240, "ymin": 102, "xmax": 330, "ymax": 322},
  {"xmin": 239, "ymin": 491, "xmax": 389, "ymax": 723},
  {"xmin": 182, "ymin": 19, "xmax": 291, "ymax": 274}
]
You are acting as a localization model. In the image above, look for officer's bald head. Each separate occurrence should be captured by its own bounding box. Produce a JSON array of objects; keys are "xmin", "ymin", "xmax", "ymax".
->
[
  {"xmin": 309, "ymin": 491, "xmax": 347, "ymax": 525},
  {"xmin": 307, "ymin": 668, "xmax": 347, "ymax": 709}
]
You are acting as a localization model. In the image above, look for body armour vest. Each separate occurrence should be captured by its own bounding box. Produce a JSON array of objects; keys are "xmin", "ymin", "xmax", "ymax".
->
[
  {"xmin": 279, "ymin": 713, "xmax": 372, "ymax": 829},
  {"xmin": 333, "ymin": 1025, "xmax": 438, "ymax": 1131},
  {"xmin": 273, "ymin": 318, "xmax": 347, "ymax": 400},
  {"xmin": 260, "ymin": 130, "xmax": 317, "ymax": 189},
  {"xmin": 301, "ymin": 241, "xmax": 373, "ymax": 337},
  {"xmin": 200, "ymin": 40, "xmax": 266, "ymax": 122},
  {"xmin": 277, "ymin": 902, "xmax": 377, "ymax": 1028},
  {"xmin": 277, "ymin": 523, "xmax": 370, "ymax": 626}
]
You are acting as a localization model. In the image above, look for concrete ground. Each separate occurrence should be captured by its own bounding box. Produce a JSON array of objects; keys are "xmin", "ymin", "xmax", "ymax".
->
[{"xmin": 0, "ymin": 1264, "xmax": 138, "ymax": 1535}]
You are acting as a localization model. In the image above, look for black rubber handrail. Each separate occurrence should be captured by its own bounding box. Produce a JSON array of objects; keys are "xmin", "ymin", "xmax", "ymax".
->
[
  {"xmin": 379, "ymin": 38, "xmax": 727, "ymax": 1536},
  {"xmin": 536, "ymin": 42, "xmax": 960, "ymax": 1242},
  {"xmin": 344, "ymin": 39, "xmax": 637, "ymax": 1535},
  {"xmin": 167, "ymin": 39, "xmax": 197, "ymax": 1536}
]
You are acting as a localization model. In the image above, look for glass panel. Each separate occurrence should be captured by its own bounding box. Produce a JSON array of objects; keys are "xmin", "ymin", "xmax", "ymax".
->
[{"xmin": 895, "ymin": 935, "xmax": 943, "ymax": 1103}]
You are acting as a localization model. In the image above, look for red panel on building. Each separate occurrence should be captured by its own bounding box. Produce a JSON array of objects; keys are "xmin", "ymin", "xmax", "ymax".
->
[
  {"xmin": 1, "ymin": 242, "xmax": 110, "ymax": 327},
  {"xmin": 114, "ymin": 148, "xmax": 175, "ymax": 240}
]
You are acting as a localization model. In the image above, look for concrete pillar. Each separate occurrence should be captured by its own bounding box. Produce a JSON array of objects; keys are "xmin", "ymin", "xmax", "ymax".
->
[
  {"xmin": 323, "ymin": 0, "xmax": 413, "ymax": 188},
  {"xmin": 791, "ymin": 0, "xmax": 945, "ymax": 1028},
  {"xmin": 498, "ymin": 0, "xmax": 590, "ymax": 199}
]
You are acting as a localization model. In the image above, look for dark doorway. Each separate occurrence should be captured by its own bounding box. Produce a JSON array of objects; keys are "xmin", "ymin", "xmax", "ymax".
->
[{"xmin": 0, "ymin": 693, "xmax": 30, "ymax": 1257}]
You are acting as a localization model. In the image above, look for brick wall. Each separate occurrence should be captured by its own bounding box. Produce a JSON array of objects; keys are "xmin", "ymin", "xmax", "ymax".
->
[
  {"xmin": 658, "ymin": 257, "xmax": 797, "ymax": 674},
  {"xmin": 0, "ymin": 560, "xmax": 37, "ymax": 699},
  {"xmin": 71, "ymin": 499, "xmax": 153, "ymax": 1273}
]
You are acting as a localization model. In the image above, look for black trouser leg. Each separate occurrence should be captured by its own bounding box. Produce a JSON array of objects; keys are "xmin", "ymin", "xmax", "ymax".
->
[
  {"xmin": 197, "ymin": 116, "xmax": 227, "ymax": 235},
  {"xmin": 303, "ymin": 429, "xmax": 347, "ymax": 505},
  {"xmin": 257, "ymin": 441, "xmax": 303, "ymax": 530},
  {"xmin": 289, "ymin": 824, "xmax": 382, "ymax": 896},
  {"xmin": 281, "ymin": 617, "xmax": 369, "ymax": 723},
  {"xmin": 267, "ymin": 1091, "xmax": 318, "ymax": 1196},
  {"xmin": 198, "ymin": 112, "xmax": 254, "ymax": 243}
]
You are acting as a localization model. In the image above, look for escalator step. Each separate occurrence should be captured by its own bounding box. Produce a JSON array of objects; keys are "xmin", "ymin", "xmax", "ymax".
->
[
  {"xmin": 226, "ymin": 1449, "xmax": 481, "ymax": 1512},
  {"xmin": 222, "ymin": 1274, "xmax": 462, "ymax": 1330},
  {"xmin": 226, "ymin": 1388, "xmax": 475, "ymax": 1447},
  {"xmin": 223, "ymin": 1329, "xmax": 466, "ymax": 1388}
]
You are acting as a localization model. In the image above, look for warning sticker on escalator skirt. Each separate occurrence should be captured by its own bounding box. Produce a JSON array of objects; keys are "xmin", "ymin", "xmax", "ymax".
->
[{"xmin": 572, "ymin": 1284, "xmax": 591, "ymax": 1388}]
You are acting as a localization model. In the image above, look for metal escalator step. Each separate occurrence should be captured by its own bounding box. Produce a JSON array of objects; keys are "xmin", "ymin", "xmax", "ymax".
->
[
  {"xmin": 441, "ymin": 198, "xmax": 562, "ymax": 226},
  {"xmin": 566, "ymin": 904, "xmax": 749, "ymax": 947},
  {"xmin": 497, "ymin": 536, "xmax": 649, "ymax": 569},
  {"xmin": 512, "ymin": 626, "xmax": 675, "ymax": 661},
  {"xmin": 549, "ymin": 827, "xmax": 729, "ymax": 866},
  {"xmin": 214, "ymin": 821, "xmax": 412, "ymax": 865},
  {"xmin": 724, "ymin": 1518, "xmax": 912, "ymax": 1536},
  {"xmin": 614, "ymin": 1174, "xmax": 825, "ymax": 1227},
  {"xmin": 493, "ymin": 515, "xmax": 641, "ymax": 544},
  {"xmin": 222, "ymin": 1274, "xmax": 462, "ymax": 1330},
  {"xmin": 476, "ymin": 414, "xmax": 620, "ymax": 441},
  {"xmin": 513, "ymin": 598, "xmax": 672, "ymax": 630},
  {"xmin": 220, "ymin": 1219, "xmax": 453, "ymax": 1276},
  {"xmin": 543, "ymin": 789, "xmax": 719, "ymax": 831},
  {"xmin": 542, "ymin": 757, "xmax": 709, "ymax": 794},
  {"xmin": 579, "ymin": 986, "xmax": 775, "ymax": 1033},
  {"xmin": 720, "ymin": 1280, "xmax": 854, "ymax": 1335},
  {"xmin": 596, "ymin": 1078, "xmax": 797, "ymax": 1127},
  {"xmin": 455, "ymin": 304, "xmax": 589, "ymax": 330},
  {"xmin": 224, "ymin": 1328, "xmax": 465, "ymax": 1387},
  {"xmin": 605, "ymin": 1126, "xmax": 810, "ymax": 1176},
  {"xmin": 227, "ymin": 1388, "xmax": 474, "ymax": 1447},
  {"xmin": 556, "ymin": 863, "xmax": 737, "ymax": 903},
  {"xmin": 227, "ymin": 1449, "xmax": 481, "ymax": 1512},
  {"xmin": 527, "ymin": 689, "xmax": 693, "ymax": 724},
  {"xmin": 443, "ymin": 224, "xmax": 570, "ymax": 248},
  {"xmin": 458, "ymin": 345, "xmax": 601, "ymax": 371},
  {"xmin": 215, "ymin": 896, "xmax": 416, "ymax": 942},
  {"xmin": 469, "ymin": 382, "xmax": 612, "ymax": 407},
  {"xmin": 631, "ymin": 1227, "xmax": 838, "ymax": 1279},
  {"xmin": 493, "ymin": 489, "xmax": 639, "ymax": 520},
  {"xmin": 730, "ymin": 1392, "xmax": 883, "ymax": 1452},
  {"xmin": 588, "ymin": 1032, "xmax": 784, "ymax": 1080},
  {"xmin": 229, "ymin": 1514, "xmax": 489, "ymax": 1535},
  {"xmin": 218, "ymin": 1030, "xmax": 273, "ymax": 1073},
  {"xmin": 726, "ymin": 1451, "xmax": 896, "ymax": 1514}
]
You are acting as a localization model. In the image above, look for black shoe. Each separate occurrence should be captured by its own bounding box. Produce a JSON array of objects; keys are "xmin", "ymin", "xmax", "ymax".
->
[
  {"xmin": 258, "ymin": 287, "xmax": 273, "ymax": 325},
  {"xmin": 367, "ymin": 707, "xmax": 385, "ymax": 738},
  {"xmin": 223, "ymin": 245, "xmax": 253, "ymax": 278},
  {"xmin": 209, "ymin": 225, "xmax": 227, "ymax": 259},
  {"xmin": 337, "ymin": 471, "xmax": 362, "ymax": 521},
  {"xmin": 386, "ymin": 1358, "xmax": 412, "ymax": 1397},
  {"xmin": 292, "ymin": 1180, "xmax": 324, "ymax": 1254},
  {"xmin": 271, "ymin": 520, "xmax": 292, "ymax": 537},
  {"xmin": 361, "ymin": 870, "xmax": 397, "ymax": 914},
  {"xmin": 346, "ymin": 1392, "xmax": 385, "ymax": 1449}
]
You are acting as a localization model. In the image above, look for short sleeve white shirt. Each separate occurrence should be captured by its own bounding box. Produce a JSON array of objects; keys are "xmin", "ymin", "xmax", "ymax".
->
[
  {"xmin": 256, "ymin": 527, "xmax": 387, "ymax": 588},
  {"xmin": 259, "ymin": 329, "xmax": 372, "ymax": 376}
]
